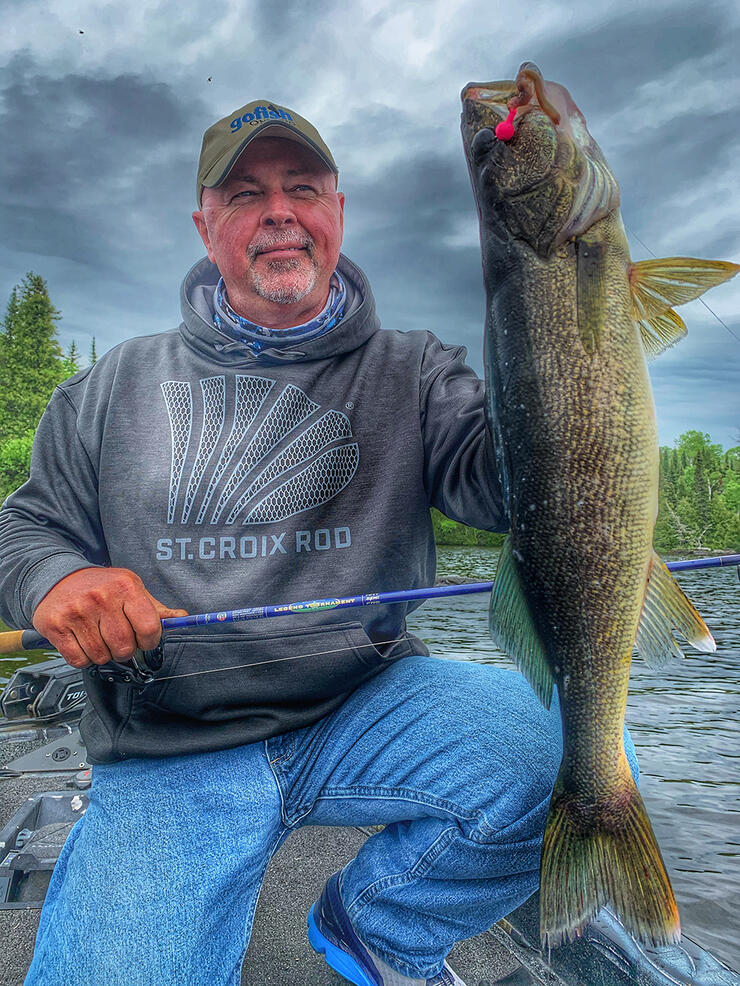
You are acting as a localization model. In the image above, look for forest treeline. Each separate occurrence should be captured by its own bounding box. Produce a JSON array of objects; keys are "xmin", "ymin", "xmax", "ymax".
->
[
  {"xmin": 1, "ymin": 273, "xmax": 739, "ymax": 552},
  {"xmin": 432, "ymin": 432, "xmax": 740, "ymax": 553},
  {"xmin": 0, "ymin": 273, "xmax": 96, "ymax": 500}
]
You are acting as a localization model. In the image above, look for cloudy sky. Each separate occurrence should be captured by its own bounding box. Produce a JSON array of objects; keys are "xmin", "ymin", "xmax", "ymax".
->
[{"xmin": 2, "ymin": 0, "xmax": 738, "ymax": 448}]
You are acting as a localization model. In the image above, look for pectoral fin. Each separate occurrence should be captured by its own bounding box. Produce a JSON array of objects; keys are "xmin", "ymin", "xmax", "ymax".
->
[
  {"xmin": 630, "ymin": 258, "xmax": 739, "ymax": 358},
  {"xmin": 635, "ymin": 550, "xmax": 716, "ymax": 666},
  {"xmin": 490, "ymin": 536, "xmax": 554, "ymax": 705},
  {"xmin": 577, "ymin": 233, "xmax": 607, "ymax": 355}
]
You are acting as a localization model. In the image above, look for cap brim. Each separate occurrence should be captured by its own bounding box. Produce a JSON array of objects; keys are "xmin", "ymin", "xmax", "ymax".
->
[{"xmin": 200, "ymin": 123, "xmax": 338, "ymax": 203}]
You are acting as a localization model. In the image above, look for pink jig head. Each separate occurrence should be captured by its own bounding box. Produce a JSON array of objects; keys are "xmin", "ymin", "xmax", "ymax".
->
[
  {"xmin": 495, "ymin": 64, "xmax": 563, "ymax": 143},
  {"xmin": 495, "ymin": 107, "xmax": 517, "ymax": 142}
]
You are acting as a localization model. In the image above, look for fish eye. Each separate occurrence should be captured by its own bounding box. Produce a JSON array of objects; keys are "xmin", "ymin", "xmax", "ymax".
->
[{"xmin": 472, "ymin": 127, "xmax": 497, "ymax": 164}]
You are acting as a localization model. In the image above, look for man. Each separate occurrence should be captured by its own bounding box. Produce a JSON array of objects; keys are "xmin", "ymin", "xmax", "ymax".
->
[{"xmin": 0, "ymin": 100, "xmax": 637, "ymax": 986}]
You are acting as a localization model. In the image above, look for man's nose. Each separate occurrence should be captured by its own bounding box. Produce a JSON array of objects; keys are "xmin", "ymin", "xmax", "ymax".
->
[{"xmin": 261, "ymin": 191, "xmax": 296, "ymax": 226}]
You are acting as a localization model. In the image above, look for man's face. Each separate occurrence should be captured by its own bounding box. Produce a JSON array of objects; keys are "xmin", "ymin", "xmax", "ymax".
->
[{"xmin": 193, "ymin": 137, "xmax": 344, "ymax": 326}]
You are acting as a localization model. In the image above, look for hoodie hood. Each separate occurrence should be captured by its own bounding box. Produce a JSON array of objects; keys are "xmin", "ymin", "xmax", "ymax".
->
[{"xmin": 179, "ymin": 252, "xmax": 381, "ymax": 365}]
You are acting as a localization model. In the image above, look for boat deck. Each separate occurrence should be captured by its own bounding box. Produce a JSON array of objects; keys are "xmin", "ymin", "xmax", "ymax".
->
[
  {"xmin": 0, "ymin": 770, "xmax": 520, "ymax": 986},
  {"xmin": 3, "ymin": 713, "xmax": 738, "ymax": 986}
]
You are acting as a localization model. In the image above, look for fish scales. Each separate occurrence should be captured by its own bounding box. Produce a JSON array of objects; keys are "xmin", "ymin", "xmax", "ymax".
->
[
  {"xmin": 461, "ymin": 62, "xmax": 738, "ymax": 948},
  {"xmin": 492, "ymin": 213, "xmax": 654, "ymax": 770}
]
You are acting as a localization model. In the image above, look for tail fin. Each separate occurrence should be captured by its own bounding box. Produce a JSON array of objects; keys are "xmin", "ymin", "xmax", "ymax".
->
[{"xmin": 539, "ymin": 758, "xmax": 680, "ymax": 948}]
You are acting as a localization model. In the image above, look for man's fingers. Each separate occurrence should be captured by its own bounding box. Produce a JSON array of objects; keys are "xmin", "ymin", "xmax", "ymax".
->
[
  {"xmin": 145, "ymin": 589, "xmax": 188, "ymax": 621},
  {"xmin": 122, "ymin": 593, "xmax": 189, "ymax": 652},
  {"xmin": 98, "ymin": 611, "xmax": 140, "ymax": 661},
  {"xmin": 118, "ymin": 593, "xmax": 162, "ymax": 652},
  {"xmin": 70, "ymin": 619, "xmax": 115, "ymax": 666},
  {"xmin": 31, "ymin": 567, "xmax": 189, "ymax": 670},
  {"xmin": 43, "ymin": 628, "xmax": 94, "ymax": 669}
]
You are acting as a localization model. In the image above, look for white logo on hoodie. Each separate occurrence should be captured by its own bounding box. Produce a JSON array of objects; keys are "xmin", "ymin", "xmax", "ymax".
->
[{"xmin": 160, "ymin": 375, "xmax": 359, "ymax": 526}]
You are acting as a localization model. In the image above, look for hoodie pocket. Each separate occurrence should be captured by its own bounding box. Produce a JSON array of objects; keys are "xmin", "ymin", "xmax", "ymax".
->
[{"xmin": 133, "ymin": 621, "xmax": 398, "ymax": 727}]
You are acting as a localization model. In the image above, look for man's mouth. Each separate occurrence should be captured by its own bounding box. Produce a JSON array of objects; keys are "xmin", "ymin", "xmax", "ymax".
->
[{"xmin": 257, "ymin": 246, "xmax": 306, "ymax": 257}]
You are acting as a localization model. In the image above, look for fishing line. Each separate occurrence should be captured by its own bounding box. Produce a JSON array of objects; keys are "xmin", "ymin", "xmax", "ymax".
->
[
  {"xmin": 627, "ymin": 225, "xmax": 740, "ymax": 345},
  {"xmin": 152, "ymin": 635, "xmax": 412, "ymax": 683}
]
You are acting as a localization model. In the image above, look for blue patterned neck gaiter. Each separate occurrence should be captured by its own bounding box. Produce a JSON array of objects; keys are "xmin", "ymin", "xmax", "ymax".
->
[{"xmin": 212, "ymin": 271, "xmax": 346, "ymax": 356}]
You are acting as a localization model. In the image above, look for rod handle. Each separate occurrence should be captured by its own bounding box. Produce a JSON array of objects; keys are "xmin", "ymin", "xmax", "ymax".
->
[{"xmin": 0, "ymin": 629, "xmax": 51, "ymax": 653}]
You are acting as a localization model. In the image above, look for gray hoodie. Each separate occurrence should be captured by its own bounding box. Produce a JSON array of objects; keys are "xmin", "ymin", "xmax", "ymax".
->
[{"xmin": 0, "ymin": 253, "xmax": 506, "ymax": 762}]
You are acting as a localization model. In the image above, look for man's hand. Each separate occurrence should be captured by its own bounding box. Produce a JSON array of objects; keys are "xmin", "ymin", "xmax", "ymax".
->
[{"xmin": 32, "ymin": 567, "xmax": 189, "ymax": 669}]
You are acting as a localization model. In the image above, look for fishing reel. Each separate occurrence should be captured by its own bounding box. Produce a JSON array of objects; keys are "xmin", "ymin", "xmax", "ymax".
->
[{"xmin": 87, "ymin": 642, "xmax": 164, "ymax": 690}]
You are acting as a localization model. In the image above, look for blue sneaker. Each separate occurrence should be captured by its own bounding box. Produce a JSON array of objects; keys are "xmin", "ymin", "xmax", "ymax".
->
[{"xmin": 307, "ymin": 871, "xmax": 466, "ymax": 986}]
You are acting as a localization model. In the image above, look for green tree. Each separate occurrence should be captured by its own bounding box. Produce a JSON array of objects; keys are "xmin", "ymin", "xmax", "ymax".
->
[
  {"xmin": 90, "ymin": 336, "xmax": 98, "ymax": 365},
  {"xmin": 0, "ymin": 431, "xmax": 35, "ymax": 505},
  {"xmin": 677, "ymin": 430, "xmax": 723, "ymax": 462},
  {"xmin": 724, "ymin": 470, "xmax": 740, "ymax": 513},
  {"xmin": 0, "ymin": 274, "xmax": 84, "ymax": 501},
  {"xmin": 710, "ymin": 497, "xmax": 740, "ymax": 551},
  {"xmin": 654, "ymin": 431, "xmax": 740, "ymax": 551},
  {"xmin": 62, "ymin": 340, "xmax": 81, "ymax": 378},
  {"xmin": 0, "ymin": 273, "xmax": 65, "ymax": 445},
  {"xmin": 693, "ymin": 446, "xmax": 711, "ymax": 533},
  {"xmin": 430, "ymin": 508, "xmax": 506, "ymax": 547}
]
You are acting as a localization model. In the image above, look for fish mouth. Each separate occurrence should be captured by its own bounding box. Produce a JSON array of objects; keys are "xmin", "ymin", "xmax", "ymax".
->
[
  {"xmin": 461, "ymin": 63, "xmax": 569, "ymax": 143},
  {"xmin": 461, "ymin": 81, "xmax": 515, "ymax": 120},
  {"xmin": 460, "ymin": 80, "xmax": 518, "ymax": 152},
  {"xmin": 461, "ymin": 74, "xmax": 559, "ymax": 206},
  {"xmin": 460, "ymin": 64, "xmax": 621, "ymax": 254}
]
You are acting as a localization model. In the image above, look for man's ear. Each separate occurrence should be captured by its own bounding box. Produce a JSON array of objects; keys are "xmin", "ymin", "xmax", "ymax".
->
[
  {"xmin": 192, "ymin": 211, "xmax": 216, "ymax": 263},
  {"xmin": 337, "ymin": 191, "xmax": 345, "ymax": 237}
]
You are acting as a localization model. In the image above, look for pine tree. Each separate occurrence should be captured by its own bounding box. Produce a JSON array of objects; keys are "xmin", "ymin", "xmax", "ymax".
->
[
  {"xmin": 693, "ymin": 447, "xmax": 711, "ymax": 542},
  {"xmin": 659, "ymin": 447, "xmax": 676, "ymax": 507},
  {"xmin": 90, "ymin": 336, "xmax": 98, "ymax": 365},
  {"xmin": 62, "ymin": 340, "xmax": 81, "ymax": 378},
  {"xmin": 0, "ymin": 287, "xmax": 19, "ymax": 342},
  {"xmin": 0, "ymin": 273, "xmax": 65, "ymax": 445}
]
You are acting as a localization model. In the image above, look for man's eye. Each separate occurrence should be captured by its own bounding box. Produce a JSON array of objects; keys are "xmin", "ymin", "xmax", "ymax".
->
[
  {"xmin": 293, "ymin": 185, "xmax": 316, "ymax": 193},
  {"xmin": 233, "ymin": 189, "xmax": 258, "ymax": 200}
]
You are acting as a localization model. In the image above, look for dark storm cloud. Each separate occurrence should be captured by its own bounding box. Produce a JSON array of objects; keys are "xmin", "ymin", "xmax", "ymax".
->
[
  {"xmin": 498, "ymin": 3, "xmax": 726, "ymax": 116},
  {"xmin": 340, "ymin": 143, "xmax": 486, "ymax": 355},
  {"xmin": 608, "ymin": 106, "xmax": 738, "ymax": 227},
  {"xmin": 650, "ymin": 333, "xmax": 740, "ymax": 446},
  {"xmin": 251, "ymin": 0, "xmax": 337, "ymax": 38},
  {"xmin": 0, "ymin": 54, "xmax": 209, "ymax": 317},
  {"xmin": 2, "ymin": 56, "xmax": 192, "ymax": 193},
  {"xmin": 0, "ymin": 55, "xmax": 202, "ymax": 241},
  {"xmin": 0, "ymin": 202, "xmax": 104, "ymax": 267},
  {"xmin": 0, "ymin": 0, "xmax": 736, "ymax": 447}
]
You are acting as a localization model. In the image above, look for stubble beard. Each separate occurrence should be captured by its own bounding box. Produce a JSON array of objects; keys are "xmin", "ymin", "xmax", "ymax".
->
[{"xmin": 247, "ymin": 230, "xmax": 319, "ymax": 305}]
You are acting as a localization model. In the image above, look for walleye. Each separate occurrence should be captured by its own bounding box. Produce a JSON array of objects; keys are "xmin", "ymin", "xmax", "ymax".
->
[{"xmin": 460, "ymin": 63, "xmax": 738, "ymax": 948}]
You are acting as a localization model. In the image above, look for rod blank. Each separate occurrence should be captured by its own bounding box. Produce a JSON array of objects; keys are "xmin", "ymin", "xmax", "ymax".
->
[{"xmin": 3, "ymin": 552, "xmax": 738, "ymax": 654}]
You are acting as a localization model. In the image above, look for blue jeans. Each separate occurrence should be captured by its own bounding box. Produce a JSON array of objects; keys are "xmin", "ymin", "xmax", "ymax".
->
[{"xmin": 25, "ymin": 655, "xmax": 639, "ymax": 985}]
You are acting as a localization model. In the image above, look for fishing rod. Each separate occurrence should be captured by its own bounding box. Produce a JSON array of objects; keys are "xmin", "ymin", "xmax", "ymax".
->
[{"xmin": 1, "ymin": 552, "xmax": 738, "ymax": 657}]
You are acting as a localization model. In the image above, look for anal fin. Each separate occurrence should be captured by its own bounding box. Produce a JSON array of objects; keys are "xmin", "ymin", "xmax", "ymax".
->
[
  {"xmin": 635, "ymin": 550, "xmax": 716, "ymax": 667},
  {"xmin": 490, "ymin": 536, "xmax": 554, "ymax": 706}
]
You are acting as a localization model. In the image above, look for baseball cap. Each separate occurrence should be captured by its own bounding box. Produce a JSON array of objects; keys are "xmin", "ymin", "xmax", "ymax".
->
[{"xmin": 196, "ymin": 100, "xmax": 338, "ymax": 207}]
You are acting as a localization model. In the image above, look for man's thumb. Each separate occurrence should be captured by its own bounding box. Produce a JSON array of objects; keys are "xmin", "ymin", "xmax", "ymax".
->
[{"xmin": 145, "ymin": 592, "xmax": 189, "ymax": 620}]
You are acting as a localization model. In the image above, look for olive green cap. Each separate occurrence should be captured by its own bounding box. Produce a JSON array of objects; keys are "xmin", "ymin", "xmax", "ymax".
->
[{"xmin": 196, "ymin": 100, "xmax": 338, "ymax": 207}]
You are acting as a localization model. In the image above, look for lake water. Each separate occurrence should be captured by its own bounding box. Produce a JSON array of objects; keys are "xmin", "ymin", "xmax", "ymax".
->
[
  {"xmin": 1, "ymin": 545, "xmax": 738, "ymax": 969},
  {"xmin": 406, "ymin": 546, "xmax": 740, "ymax": 971}
]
